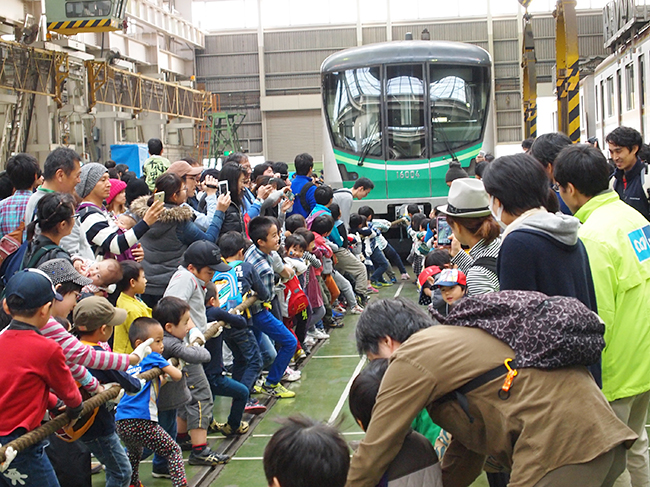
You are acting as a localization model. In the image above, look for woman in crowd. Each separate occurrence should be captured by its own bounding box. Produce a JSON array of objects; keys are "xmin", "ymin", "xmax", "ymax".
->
[
  {"xmin": 22, "ymin": 192, "xmax": 77, "ymax": 268},
  {"xmin": 218, "ymin": 162, "xmax": 247, "ymax": 235},
  {"xmin": 106, "ymin": 178, "xmax": 127, "ymax": 217},
  {"xmin": 438, "ymin": 178, "xmax": 501, "ymax": 296},
  {"xmin": 131, "ymin": 172, "xmax": 230, "ymax": 307}
]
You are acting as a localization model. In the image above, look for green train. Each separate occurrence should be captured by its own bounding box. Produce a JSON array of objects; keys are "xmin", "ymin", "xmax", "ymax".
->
[{"xmin": 321, "ymin": 40, "xmax": 492, "ymax": 216}]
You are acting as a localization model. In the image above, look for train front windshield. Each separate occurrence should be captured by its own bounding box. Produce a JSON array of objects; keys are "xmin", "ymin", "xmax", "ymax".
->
[{"xmin": 323, "ymin": 64, "xmax": 490, "ymax": 159}]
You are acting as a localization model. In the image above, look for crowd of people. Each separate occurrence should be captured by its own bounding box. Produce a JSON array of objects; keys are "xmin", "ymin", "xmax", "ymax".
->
[{"xmin": 0, "ymin": 125, "xmax": 650, "ymax": 487}]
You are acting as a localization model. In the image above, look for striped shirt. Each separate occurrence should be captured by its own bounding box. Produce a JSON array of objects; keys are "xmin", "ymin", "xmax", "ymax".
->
[
  {"xmin": 78, "ymin": 202, "xmax": 149, "ymax": 258},
  {"xmin": 41, "ymin": 318, "xmax": 131, "ymax": 394},
  {"xmin": 451, "ymin": 237, "xmax": 501, "ymax": 296}
]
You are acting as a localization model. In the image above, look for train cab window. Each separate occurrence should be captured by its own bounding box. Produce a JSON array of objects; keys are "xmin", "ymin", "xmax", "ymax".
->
[
  {"xmin": 323, "ymin": 67, "xmax": 382, "ymax": 158},
  {"xmin": 385, "ymin": 64, "xmax": 426, "ymax": 159},
  {"xmin": 626, "ymin": 63, "xmax": 635, "ymax": 111},
  {"xmin": 607, "ymin": 76, "xmax": 614, "ymax": 117},
  {"xmin": 65, "ymin": 1, "xmax": 113, "ymax": 18},
  {"xmin": 429, "ymin": 65, "xmax": 489, "ymax": 155}
]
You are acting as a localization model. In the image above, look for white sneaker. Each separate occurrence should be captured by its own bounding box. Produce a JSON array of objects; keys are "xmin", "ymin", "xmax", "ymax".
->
[
  {"xmin": 350, "ymin": 305, "xmax": 364, "ymax": 315},
  {"xmin": 282, "ymin": 367, "xmax": 302, "ymax": 382},
  {"xmin": 313, "ymin": 329, "xmax": 330, "ymax": 339},
  {"xmin": 304, "ymin": 336, "xmax": 317, "ymax": 347}
]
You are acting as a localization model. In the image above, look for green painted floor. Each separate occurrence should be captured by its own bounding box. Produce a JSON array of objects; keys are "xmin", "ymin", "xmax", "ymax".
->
[{"xmin": 92, "ymin": 272, "xmax": 495, "ymax": 487}]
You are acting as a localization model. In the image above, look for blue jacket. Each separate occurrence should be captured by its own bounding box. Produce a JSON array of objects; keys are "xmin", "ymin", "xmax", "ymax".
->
[
  {"xmin": 289, "ymin": 175, "xmax": 317, "ymax": 218},
  {"xmin": 613, "ymin": 158, "xmax": 650, "ymax": 221}
]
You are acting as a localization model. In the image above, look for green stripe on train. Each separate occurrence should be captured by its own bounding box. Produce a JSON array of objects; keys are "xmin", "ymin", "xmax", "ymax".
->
[{"xmin": 332, "ymin": 143, "xmax": 482, "ymax": 199}]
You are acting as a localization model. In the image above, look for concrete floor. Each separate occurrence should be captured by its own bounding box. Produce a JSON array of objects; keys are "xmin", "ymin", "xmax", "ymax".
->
[{"xmin": 92, "ymin": 272, "xmax": 492, "ymax": 487}]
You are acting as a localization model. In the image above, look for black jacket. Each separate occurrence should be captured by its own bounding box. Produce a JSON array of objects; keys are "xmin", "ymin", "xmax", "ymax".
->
[
  {"xmin": 221, "ymin": 203, "xmax": 245, "ymax": 235},
  {"xmin": 613, "ymin": 158, "xmax": 650, "ymax": 221}
]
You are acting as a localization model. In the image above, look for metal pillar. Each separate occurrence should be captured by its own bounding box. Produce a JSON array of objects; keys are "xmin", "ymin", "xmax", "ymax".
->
[
  {"xmin": 554, "ymin": 0, "xmax": 580, "ymax": 142},
  {"xmin": 522, "ymin": 12, "xmax": 537, "ymax": 139}
]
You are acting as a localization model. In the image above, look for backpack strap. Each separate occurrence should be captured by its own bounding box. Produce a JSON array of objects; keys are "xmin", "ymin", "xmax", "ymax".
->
[
  {"xmin": 641, "ymin": 162, "xmax": 650, "ymax": 201},
  {"xmin": 434, "ymin": 360, "xmax": 514, "ymax": 423},
  {"xmin": 298, "ymin": 182, "xmax": 315, "ymax": 214},
  {"xmin": 23, "ymin": 244, "xmax": 60, "ymax": 270},
  {"xmin": 472, "ymin": 256, "xmax": 498, "ymax": 275}
]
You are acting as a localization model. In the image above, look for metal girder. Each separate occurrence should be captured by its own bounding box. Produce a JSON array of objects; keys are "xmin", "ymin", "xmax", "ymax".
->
[
  {"xmin": 85, "ymin": 60, "xmax": 208, "ymax": 120},
  {"xmin": 0, "ymin": 40, "xmax": 68, "ymax": 107},
  {"xmin": 522, "ymin": 13, "xmax": 537, "ymax": 139},
  {"xmin": 554, "ymin": 0, "xmax": 580, "ymax": 142}
]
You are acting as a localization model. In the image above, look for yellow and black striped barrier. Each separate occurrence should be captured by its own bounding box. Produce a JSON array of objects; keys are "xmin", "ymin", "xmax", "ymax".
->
[{"xmin": 47, "ymin": 18, "xmax": 120, "ymax": 35}]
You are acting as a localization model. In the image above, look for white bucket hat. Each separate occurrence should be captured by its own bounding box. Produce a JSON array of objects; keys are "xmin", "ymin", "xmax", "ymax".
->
[{"xmin": 437, "ymin": 178, "xmax": 492, "ymax": 218}]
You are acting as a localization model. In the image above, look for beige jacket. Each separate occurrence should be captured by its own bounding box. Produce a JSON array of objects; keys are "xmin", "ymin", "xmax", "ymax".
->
[{"xmin": 346, "ymin": 326, "xmax": 636, "ymax": 487}]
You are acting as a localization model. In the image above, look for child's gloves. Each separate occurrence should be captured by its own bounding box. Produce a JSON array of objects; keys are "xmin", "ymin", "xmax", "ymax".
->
[
  {"xmin": 0, "ymin": 445, "xmax": 17, "ymax": 472},
  {"xmin": 132, "ymin": 338, "xmax": 154, "ymax": 362},
  {"xmin": 188, "ymin": 327, "xmax": 206, "ymax": 346}
]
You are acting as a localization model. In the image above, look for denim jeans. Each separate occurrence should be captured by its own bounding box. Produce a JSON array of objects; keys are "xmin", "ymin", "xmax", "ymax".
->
[
  {"xmin": 383, "ymin": 243, "xmax": 407, "ymax": 274},
  {"xmin": 224, "ymin": 327, "xmax": 263, "ymax": 391},
  {"xmin": 254, "ymin": 330, "xmax": 277, "ymax": 372},
  {"xmin": 251, "ymin": 309, "xmax": 297, "ymax": 385},
  {"xmin": 206, "ymin": 372, "xmax": 249, "ymax": 429},
  {"xmin": 151, "ymin": 409, "xmax": 177, "ymax": 471},
  {"xmin": 0, "ymin": 433, "xmax": 59, "ymax": 487},
  {"xmin": 82, "ymin": 432, "xmax": 132, "ymax": 487},
  {"xmin": 369, "ymin": 246, "xmax": 390, "ymax": 283}
]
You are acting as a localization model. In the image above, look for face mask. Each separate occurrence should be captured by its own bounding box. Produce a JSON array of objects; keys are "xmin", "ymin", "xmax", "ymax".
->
[{"xmin": 489, "ymin": 196, "xmax": 508, "ymax": 230}]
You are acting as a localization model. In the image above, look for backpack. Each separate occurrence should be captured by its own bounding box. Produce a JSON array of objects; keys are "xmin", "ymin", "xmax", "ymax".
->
[
  {"xmin": 212, "ymin": 260, "xmax": 243, "ymax": 310},
  {"xmin": 284, "ymin": 275, "xmax": 309, "ymax": 320},
  {"xmin": 0, "ymin": 241, "xmax": 59, "ymax": 290},
  {"xmin": 298, "ymin": 181, "xmax": 316, "ymax": 215},
  {"xmin": 471, "ymin": 256, "xmax": 498, "ymax": 275}
]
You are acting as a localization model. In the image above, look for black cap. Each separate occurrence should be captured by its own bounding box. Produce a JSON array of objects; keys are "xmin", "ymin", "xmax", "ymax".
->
[{"xmin": 183, "ymin": 240, "xmax": 231, "ymax": 272}]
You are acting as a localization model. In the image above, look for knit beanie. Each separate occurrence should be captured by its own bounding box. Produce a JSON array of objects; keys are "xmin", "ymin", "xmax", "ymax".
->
[
  {"xmin": 445, "ymin": 161, "xmax": 469, "ymax": 184},
  {"xmin": 107, "ymin": 178, "xmax": 127, "ymax": 205},
  {"xmin": 76, "ymin": 163, "xmax": 108, "ymax": 199}
]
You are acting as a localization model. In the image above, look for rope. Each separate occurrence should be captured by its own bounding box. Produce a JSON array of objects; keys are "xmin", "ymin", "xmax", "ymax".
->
[{"xmin": 0, "ymin": 295, "xmax": 258, "ymax": 464}]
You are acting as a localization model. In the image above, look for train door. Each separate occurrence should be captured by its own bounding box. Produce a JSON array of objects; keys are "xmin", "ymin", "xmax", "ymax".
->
[{"xmin": 383, "ymin": 64, "xmax": 431, "ymax": 199}]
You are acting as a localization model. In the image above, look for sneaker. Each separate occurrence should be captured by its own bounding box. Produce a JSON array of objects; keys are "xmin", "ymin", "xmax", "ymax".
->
[
  {"xmin": 188, "ymin": 447, "xmax": 230, "ymax": 466},
  {"xmin": 252, "ymin": 384, "xmax": 264, "ymax": 395},
  {"xmin": 294, "ymin": 348, "xmax": 307, "ymax": 364},
  {"xmin": 304, "ymin": 336, "xmax": 317, "ymax": 347},
  {"xmin": 350, "ymin": 304, "xmax": 364, "ymax": 315},
  {"xmin": 211, "ymin": 420, "xmax": 250, "ymax": 437},
  {"xmin": 333, "ymin": 304, "xmax": 346, "ymax": 313},
  {"xmin": 312, "ymin": 328, "xmax": 330, "ymax": 339},
  {"xmin": 262, "ymin": 382, "xmax": 296, "ymax": 398},
  {"xmin": 282, "ymin": 366, "xmax": 302, "ymax": 382},
  {"xmin": 91, "ymin": 462, "xmax": 103, "ymax": 475},
  {"xmin": 389, "ymin": 276, "xmax": 397, "ymax": 284},
  {"xmin": 327, "ymin": 320, "xmax": 344, "ymax": 329},
  {"xmin": 371, "ymin": 281, "xmax": 391, "ymax": 288},
  {"xmin": 401, "ymin": 273, "xmax": 410, "ymax": 280},
  {"xmin": 367, "ymin": 284, "xmax": 379, "ymax": 293},
  {"xmin": 331, "ymin": 310, "xmax": 344, "ymax": 319},
  {"xmin": 244, "ymin": 398, "xmax": 267, "ymax": 415},
  {"xmin": 151, "ymin": 464, "xmax": 171, "ymax": 479},
  {"xmin": 177, "ymin": 436, "xmax": 192, "ymax": 451}
]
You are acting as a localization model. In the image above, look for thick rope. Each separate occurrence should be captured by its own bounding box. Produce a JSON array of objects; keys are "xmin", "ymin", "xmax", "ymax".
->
[{"xmin": 0, "ymin": 295, "xmax": 257, "ymax": 463}]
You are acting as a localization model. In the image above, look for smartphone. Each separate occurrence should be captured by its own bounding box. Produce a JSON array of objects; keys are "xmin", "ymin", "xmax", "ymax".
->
[
  {"xmin": 437, "ymin": 216, "xmax": 452, "ymax": 247},
  {"xmin": 286, "ymin": 190, "xmax": 294, "ymax": 201},
  {"xmin": 153, "ymin": 191, "xmax": 165, "ymax": 204},
  {"xmin": 218, "ymin": 180, "xmax": 229, "ymax": 195}
]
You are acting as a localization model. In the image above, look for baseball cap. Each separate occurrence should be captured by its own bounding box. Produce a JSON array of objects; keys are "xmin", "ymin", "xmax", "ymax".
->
[
  {"xmin": 167, "ymin": 161, "xmax": 202, "ymax": 179},
  {"xmin": 73, "ymin": 296, "xmax": 127, "ymax": 331},
  {"xmin": 5, "ymin": 269, "xmax": 63, "ymax": 309},
  {"xmin": 434, "ymin": 268, "xmax": 467, "ymax": 288},
  {"xmin": 183, "ymin": 240, "xmax": 231, "ymax": 272},
  {"xmin": 38, "ymin": 258, "xmax": 93, "ymax": 288}
]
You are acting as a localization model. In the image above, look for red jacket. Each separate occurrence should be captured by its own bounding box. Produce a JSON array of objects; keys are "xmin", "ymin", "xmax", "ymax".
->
[{"xmin": 0, "ymin": 321, "xmax": 82, "ymax": 435}]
